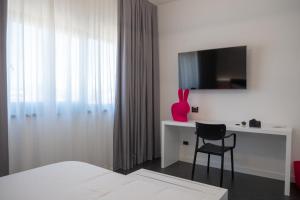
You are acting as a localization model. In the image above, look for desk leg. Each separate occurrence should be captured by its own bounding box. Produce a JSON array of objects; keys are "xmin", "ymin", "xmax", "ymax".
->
[
  {"xmin": 161, "ymin": 124, "xmax": 180, "ymax": 168},
  {"xmin": 284, "ymin": 133, "xmax": 292, "ymax": 196}
]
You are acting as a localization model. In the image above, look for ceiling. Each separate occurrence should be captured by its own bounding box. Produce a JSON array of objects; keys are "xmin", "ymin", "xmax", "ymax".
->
[{"xmin": 148, "ymin": 0, "xmax": 177, "ymax": 5}]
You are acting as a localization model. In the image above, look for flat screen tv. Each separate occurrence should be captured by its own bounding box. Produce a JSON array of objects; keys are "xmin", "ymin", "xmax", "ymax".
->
[{"xmin": 178, "ymin": 46, "xmax": 247, "ymax": 89}]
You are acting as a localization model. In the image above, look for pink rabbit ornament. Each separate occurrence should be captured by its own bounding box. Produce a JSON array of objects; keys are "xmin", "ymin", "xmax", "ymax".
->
[{"xmin": 171, "ymin": 89, "xmax": 190, "ymax": 122}]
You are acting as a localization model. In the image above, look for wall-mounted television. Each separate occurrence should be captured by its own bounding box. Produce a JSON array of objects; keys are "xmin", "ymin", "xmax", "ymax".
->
[{"xmin": 178, "ymin": 46, "xmax": 247, "ymax": 89}]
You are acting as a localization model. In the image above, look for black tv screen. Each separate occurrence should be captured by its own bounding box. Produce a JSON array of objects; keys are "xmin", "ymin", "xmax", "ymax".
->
[{"xmin": 178, "ymin": 46, "xmax": 247, "ymax": 89}]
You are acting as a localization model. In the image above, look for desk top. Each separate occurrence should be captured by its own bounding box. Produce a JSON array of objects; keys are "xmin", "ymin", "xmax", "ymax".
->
[{"xmin": 162, "ymin": 120, "xmax": 292, "ymax": 136}]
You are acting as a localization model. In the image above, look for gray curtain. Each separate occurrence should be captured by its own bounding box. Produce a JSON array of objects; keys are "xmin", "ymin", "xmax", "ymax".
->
[
  {"xmin": 114, "ymin": 0, "xmax": 160, "ymax": 171},
  {"xmin": 0, "ymin": 0, "xmax": 9, "ymax": 176}
]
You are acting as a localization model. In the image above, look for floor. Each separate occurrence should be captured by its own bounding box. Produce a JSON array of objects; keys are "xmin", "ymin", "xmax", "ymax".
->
[{"xmin": 116, "ymin": 159, "xmax": 300, "ymax": 200}]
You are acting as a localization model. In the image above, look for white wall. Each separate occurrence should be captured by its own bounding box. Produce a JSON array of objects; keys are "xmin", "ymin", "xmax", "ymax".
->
[{"xmin": 158, "ymin": 0, "xmax": 300, "ymax": 180}]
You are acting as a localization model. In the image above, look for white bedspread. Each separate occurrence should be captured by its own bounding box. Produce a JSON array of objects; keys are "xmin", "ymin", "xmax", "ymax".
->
[{"xmin": 0, "ymin": 161, "xmax": 227, "ymax": 200}]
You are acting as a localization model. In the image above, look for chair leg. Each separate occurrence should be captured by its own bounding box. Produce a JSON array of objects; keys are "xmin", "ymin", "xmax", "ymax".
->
[
  {"xmin": 207, "ymin": 154, "xmax": 210, "ymax": 174},
  {"xmin": 191, "ymin": 151, "xmax": 197, "ymax": 180},
  {"xmin": 191, "ymin": 136, "xmax": 199, "ymax": 180},
  {"xmin": 220, "ymin": 154, "xmax": 224, "ymax": 187},
  {"xmin": 231, "ymin": 149, "xmax": 234, "ymax": 179}
]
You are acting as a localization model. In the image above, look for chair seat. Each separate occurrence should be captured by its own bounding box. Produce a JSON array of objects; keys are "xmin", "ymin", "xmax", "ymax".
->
[{"xmin": 198, "ymin": 143, "xmax": 232, "ymax": 155}]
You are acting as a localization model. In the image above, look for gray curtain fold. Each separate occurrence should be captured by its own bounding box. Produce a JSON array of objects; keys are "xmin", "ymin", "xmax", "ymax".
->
[
  {"xmin": 114, "ymin": 0, "xmax": 160, "ymax": 171},
  {"xmin": 0, "ymin": 0, "xmax": 9, "ymax": 176}
]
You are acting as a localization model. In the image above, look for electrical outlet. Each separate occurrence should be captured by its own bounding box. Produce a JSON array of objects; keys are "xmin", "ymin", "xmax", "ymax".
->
[
  {"xmin": 191, "ymin": 107, "xmax": 199, "ymax": 113},
  {"xmin": 183, "ymin": 141, "xmax": 189, "ymax": 145}
]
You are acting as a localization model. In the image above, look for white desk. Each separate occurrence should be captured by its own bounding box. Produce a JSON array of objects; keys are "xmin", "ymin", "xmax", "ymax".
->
[{"xmin": 161, "ymin": 120, "xmax": 293, "ymax": 196}]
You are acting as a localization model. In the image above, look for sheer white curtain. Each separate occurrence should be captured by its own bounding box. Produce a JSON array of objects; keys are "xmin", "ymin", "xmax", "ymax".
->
[{"xmin": 6, "ymin": 0, "xmax": 117, "ymax": 173}]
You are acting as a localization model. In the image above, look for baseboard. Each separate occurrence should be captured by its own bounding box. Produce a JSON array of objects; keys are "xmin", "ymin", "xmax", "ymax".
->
[{"xmin": 179, "ymin": 155, "xmax": 295, "ymax": 182}]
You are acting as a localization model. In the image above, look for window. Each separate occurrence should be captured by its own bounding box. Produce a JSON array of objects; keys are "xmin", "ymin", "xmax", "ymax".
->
[{"xmin": 7, "ymin": 0, "xmax": 117, "ymax": 116}]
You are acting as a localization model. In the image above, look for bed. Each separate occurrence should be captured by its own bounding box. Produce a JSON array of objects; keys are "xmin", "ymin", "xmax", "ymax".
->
[{"xmin": 0, "ymin": 161, "xmax": 228, "ymax": 200}]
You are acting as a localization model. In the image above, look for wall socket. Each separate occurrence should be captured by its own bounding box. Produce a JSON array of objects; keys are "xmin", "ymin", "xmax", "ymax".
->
[{"xmin": 191, "ymin": 107, "xmax": 199, "ymax": 113}]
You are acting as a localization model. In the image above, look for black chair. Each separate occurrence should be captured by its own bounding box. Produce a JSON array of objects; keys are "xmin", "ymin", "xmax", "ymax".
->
[{"xmin": 191, "ymin": 122, "xmax": 236, "ymax": 187}]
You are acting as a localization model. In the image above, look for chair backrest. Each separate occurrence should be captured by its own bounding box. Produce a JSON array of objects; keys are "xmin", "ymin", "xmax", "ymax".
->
[{"xmin": 195, "ymin": 122, "xmax": 226, "ymax": 140}]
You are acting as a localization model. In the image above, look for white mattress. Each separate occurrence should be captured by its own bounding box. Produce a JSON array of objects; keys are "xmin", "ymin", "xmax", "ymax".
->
[{"xmin": 0, "ymin": 161, "xmax": 227, "ymax": 200}]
